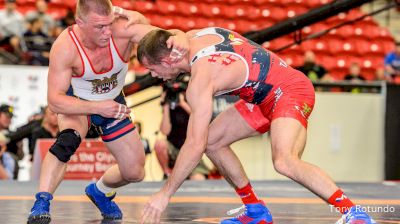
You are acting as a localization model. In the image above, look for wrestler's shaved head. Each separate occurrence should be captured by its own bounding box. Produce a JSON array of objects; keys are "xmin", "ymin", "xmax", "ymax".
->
[{"xmin": 76, "ymin": 0, "xmax": 112, "ymax": 20}]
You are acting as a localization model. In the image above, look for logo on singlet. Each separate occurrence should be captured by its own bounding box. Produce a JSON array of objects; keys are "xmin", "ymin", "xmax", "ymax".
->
[
  {"xmin": 272, "ymin": 87, "xmax": 283, "ymax": 112},
  {"xmin": 245, "ymin": 103, "xmax": 254, "ymax": 112},
  {"xmin": 88, "ymin": 70, "xmax": 121, "ymax": 94},
  {"xmin": 228, "ymin": 33, "xmax": 244, "ymax": 45},
  {"xmin": 295, "ymin": 102, "xmax": 312, "ymax": 119}
]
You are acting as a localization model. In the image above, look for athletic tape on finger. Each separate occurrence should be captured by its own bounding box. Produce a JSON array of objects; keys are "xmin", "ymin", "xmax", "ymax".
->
[{"xmin": 114, "ymin": 104, "xmax": 122, "ymax": 119}]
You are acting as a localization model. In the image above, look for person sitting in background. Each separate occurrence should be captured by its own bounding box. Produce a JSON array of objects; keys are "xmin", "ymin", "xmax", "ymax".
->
[
  {"xmin": 344, "ymin": 63, "xmax": 365, "ymax": 82},
  {"xmin": 384, "ymin": 42, "xmax": 400, "ymax": 83},
  {"xmin": 0, "ymin": 142, "xmax": 16, "ymax": 180},
  {"xmin": 24, "ymin": 17, "xmax": 52, "ymax": 66},
  {"xmin": 0, "ymin": 104, "xmax": 18, "ymax": 180},
  {"xmin": 343, "ymin": 63, "xmax": 365, "ymax": 93},
  {"xmin": 0, "ymin": 0, "xmax": 25, "ymax": 63},
  {"xmin": 297, "ymin": 50, "xmax": 332, "ymax": 81},
  {"xmin": 29, "ymin": 106, "xmax": 59, "ymax": 161},
  {"xmin": 0, "ymin": 104, "xmax": 23, "ymax": 164},
  {"xmin": 154, "ymin": 85, "xmax": 209, "ymax": 180},
  {"xmin": 25, "ymin": 0, "xmax": 56, "ymax": 37},
  {"xmin": 134, "ymin": 121, "xmax": 151, "ymax": 155}
]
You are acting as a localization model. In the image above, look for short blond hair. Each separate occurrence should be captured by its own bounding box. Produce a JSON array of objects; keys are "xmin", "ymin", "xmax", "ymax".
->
[{"xmin": 76, "ymin": 0, "xmax": 112, "ymax": 20}]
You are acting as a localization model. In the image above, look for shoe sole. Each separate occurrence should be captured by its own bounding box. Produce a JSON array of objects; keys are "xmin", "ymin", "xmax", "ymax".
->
[
  {"xmin": 85, "ymin": 191, "xmax": 122, "ymax": 220},
  {"xmin": 27, "ymin": 215, "xmax": 51, "ymax": 224}
]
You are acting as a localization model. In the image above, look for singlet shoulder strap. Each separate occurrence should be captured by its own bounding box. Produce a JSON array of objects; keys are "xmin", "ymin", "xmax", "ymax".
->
[
  {"xmin": 67, "ymin": 25, "xmax": 88, "ymax": 77},
  {"xmin": 190, "ymin": 28, "xmax": 225, "ymax": 66}
]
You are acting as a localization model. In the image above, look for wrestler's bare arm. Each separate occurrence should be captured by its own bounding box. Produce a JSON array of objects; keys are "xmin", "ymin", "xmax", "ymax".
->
[
  {"xmin": 114, "ymin": 7, "xmax": 149, "ymax": 26},
  {"xmin": 47, "ymin": 34, "xmax": 95, "ymax": 115},
  {"xmin": 161, "ymin": 61, "xmax": 214, "ymax": 196},
  {"xmin": 186, "ymin": 29, "xmax": 201, "ymax": 38},
  {"xmin": 47, "ymin": 34, "xmax": 129, "ymax": 118},
  {"xmin": 112, "ymin": 19, "xmax": 188, "ymax": 53}
]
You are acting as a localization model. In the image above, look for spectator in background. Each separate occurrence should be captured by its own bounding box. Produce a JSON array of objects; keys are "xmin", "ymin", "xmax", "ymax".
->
[
  {"xmin": 0, "ymin": 0, "xmax": 25, "ymax": 60},
  {"xmin": 25, "ymin": 0, "xmax": 56, "ymax": 37},
  {"xmin": 24, "ymin": 17, "xmax": 52, "ymax": 65},
  {"xmin": 154, "ymin": 86, "xmax": 209, "ymax": 180},
  {"xmin": 29, "ymin": 106, "xmax": 58, "ymax": 160},
  {"xmin": 343, "ymin": 63, "xmax": 365, "ymax": 93},
  {"xmin": 0, "ymin": 142, "xmax": 16, "ymax": 180},
  {"xmin": 0, "ymin": 104, "xmax": 19, "ymax": 179},
  {"xmin": 384, "ymin": 42, "xmax": 400, "ymax": 83},
  {"xmin": 344, "ymin": 63, "xmax": 365, "ymax": 81},
  {"xmin": 134, "ymin": 121, "xmax": 151, "ymax": 155},
  {"xmin": 54, "ymin": 9, "xmax": 75, "ymax": 37},
  {"xmin": 297, "ymin": 50, "xmax": 332, "ymax": 81}
]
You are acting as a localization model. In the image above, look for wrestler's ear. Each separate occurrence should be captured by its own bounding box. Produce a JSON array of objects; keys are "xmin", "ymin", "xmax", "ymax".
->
[
  {"xmin": 75, "ymin": 18, "xmax": 84, "ymax": 27},
  {"xmin": 161, "ymin": 59, "xmax": 172, "ymax": 68}
]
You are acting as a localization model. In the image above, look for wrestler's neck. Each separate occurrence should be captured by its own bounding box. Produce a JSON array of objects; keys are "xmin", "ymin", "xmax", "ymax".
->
[
  {"xmin": 75, "ymin": 26, "xmax": 105, "ymax": 51},
  {"xmin": 181, "ymin": 57, "xmax": 191, "ymax": 73}
]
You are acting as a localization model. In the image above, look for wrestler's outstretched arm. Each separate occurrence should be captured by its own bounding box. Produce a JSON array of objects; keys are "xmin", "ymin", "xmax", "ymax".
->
[
  {"xmin": 140, "ymin": 61, "xmax": 215, "ymax": 224},
  {"xmin": 112, "ymin": 15, "xmax": 189, "ymax": 58}
]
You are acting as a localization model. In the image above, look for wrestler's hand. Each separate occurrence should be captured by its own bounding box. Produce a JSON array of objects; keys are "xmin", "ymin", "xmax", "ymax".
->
[
  {"xmin": 114, "ymin": 7, "xmax": 149, "ymax": 28},
  {"xmin": 166, "ymin": 30, "xmax": 189, "ymax": 63},
  {"xmin": 96, "ymin": 100, "xmax": 131, "ymax": 120},
  {"xmin": 140, "ymin": 190, "xmax": 169, "ymax": 224}
]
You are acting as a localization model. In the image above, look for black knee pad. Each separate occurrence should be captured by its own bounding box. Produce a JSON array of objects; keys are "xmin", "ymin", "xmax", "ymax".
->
[{"xmin": 49, "ymin": 129, "xmax": 81, "ymax": 163}]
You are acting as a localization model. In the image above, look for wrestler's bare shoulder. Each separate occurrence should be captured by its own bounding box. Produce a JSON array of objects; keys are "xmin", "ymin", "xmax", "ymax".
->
[
  {"xmin": 110, "ymin": 18, "xmax": 132, "ymax": 40},
  {"xmin": 49, "ymin": 28, "xmax": 77, "ymax": 65}
]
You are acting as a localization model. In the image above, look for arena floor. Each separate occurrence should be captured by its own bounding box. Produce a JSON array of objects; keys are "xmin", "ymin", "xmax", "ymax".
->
[{"xmin": 1, "ymin": 180, "xmax": 399, "ymax": 224}]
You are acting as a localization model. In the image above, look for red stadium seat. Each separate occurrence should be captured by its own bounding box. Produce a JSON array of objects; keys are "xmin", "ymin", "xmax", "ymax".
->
[
  {"xmin": 133, "ymin": 1, "xmax": 156, "ymax": 13},
  {"xmin": 378, "ymin": 27, "xmax": 395, "ymax": 41},
  {"xmin": 112, "ymin": 0, "xmax": 133, "ymax": 9},
  {"xmin": 281, "ymin": 52, "xmax": 303, "ymax": 68},
  {"xmin": 258, "ymin": 5, "xmax": 286, "ymax": 22},
  {"xmin": 329, "ymin": 68, "xmax": 348, "ymax": 80},
  {"xmin": 254, "ymin": 20, "xmax": 274, "ymax": 30},
  {"xmin": 236, "ymin": 20, "xmax": 260, "ymax": 34},
  {"xmin": 222, "ymin": 5, "xmax": 261, "ymax": 20},
  {"xmin": 16, "ymin": 5, "xmax": 36, "ymax": 15},
  {"xmin": 357, "ymin": 24, "xmax": 380, "ymax": 40},
  {"xmin": 243, "ymin": 6, "xmax": 262, "ymax": 20},
  {"xmin": 156, "ymin": 1, "xmax": 178, "ymax": 15},
  {"xmin": 320, "ymin": 55, "xmax": 338, "ymax": 71},
  {"xmin": 352, "ymin": 39, "xmax": 386, "ymax": 57},
  {"xmin": 361, "ymin": 68, "xmax": 377, "ymax": 81},
  {"xmin": 303, "ymin": 23, "xmax": 328, "ymax": 36},
  {"xmin": 268, "ymin": 36, "xmax": 293, "ymax": 51},
  {"xmin": 344, "ymin": 9, "xmax": 364, "ymax": 21},
  {"xmin": 48, "ymin": 7, "xmax": 68, "ymax": 20},
  {"xmin": 50, "ymin": 0, "xmax": 76, "ymax": 8},
  {"xmin": 300, "ymin": 39, "xmax": 329, "ymax": 54},
  {"xmin": 214, "ymin": 19, "xmax": 237, "ymax": 32},
  {"xmin": 326, "ymin": 37, "xmax": 345, "ymax": 55},
  {"xmin": 303, "ymin": 0, "xmax": 323, "ymax": 8},
  {"xmin": 361, "ymin": 56, "xmax": 384, "ymax": 70},
  {"xmin": 176, "ymin": 1, "xmax": 202, "ymax": 17},
  {"xmin": 381, "ymin": 39, "xmax": 396, "ymax": 53},
  {"xmin": 285, "ymin": 5, "xmax": 308, "ymax": 18},
  {"xmin": 328, "ymin": 25, "xmax": 354, "ymax": 39}
]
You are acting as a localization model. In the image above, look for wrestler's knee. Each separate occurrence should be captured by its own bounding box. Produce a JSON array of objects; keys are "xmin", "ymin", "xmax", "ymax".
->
[
  {"xmin": 121, "ymin": 165, "xmax": 145, "ymax": 183},
  {"xmin": 49, "ymin": 129, "xmax": 81, "ymax": 163},
  {"xmin": 154, "ymin": 139, "xmax": 168, "ymax": 154},
  {"xmin": 205, "ymin": 135, "xmax": 225, "ymax": 155},
  {"xmin": 272, "ymin": 153, "xmax": 299, "ymax": 177}
]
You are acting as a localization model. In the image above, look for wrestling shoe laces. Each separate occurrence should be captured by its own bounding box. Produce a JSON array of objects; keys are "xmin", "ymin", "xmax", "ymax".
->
[
  {"xmin": 227, "ymin": 205, "xmax": 246, "ymax": 216},
  {"xmin": 222, "ymin": 202, "xmax": 273, "ymax": 224},
  {"xmin": 335, "ymin": 206, "xmax": 376, "ymax": 224}
]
